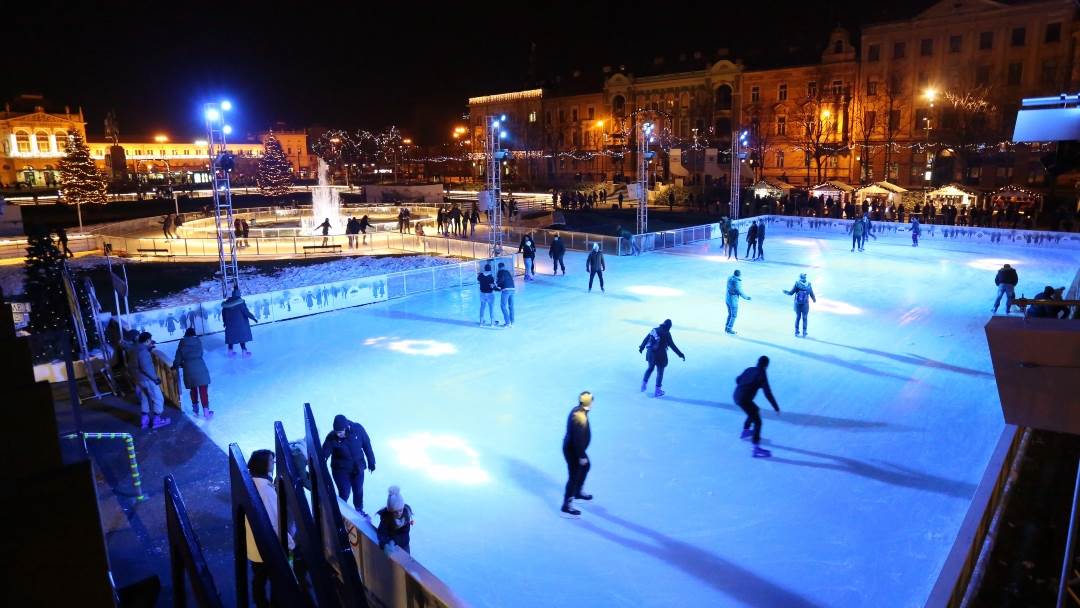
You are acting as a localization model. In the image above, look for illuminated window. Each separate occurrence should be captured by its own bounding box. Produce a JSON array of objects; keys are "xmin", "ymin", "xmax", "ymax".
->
[
  {"xmin": 55, "ymin": 132, "xmax": 68, "ymax": 153},
  {"xmin": 16, "ymin": 132, "xmax": 31, "ymax": 153},
  {"xmin": 776, "ymin": 149, "xmax": 785, "ymax": 167},
  {"xmin": 750, "ymin": 86, "xmax": 760, "ymax": 102},
  {"xmin": 528, "ymin": 111, "xmax": 537, "ymax": 123},
  {"xmin": 778, "ymin": 83, "xmax": 787, "ymax": 101},
  {"xmin": 807, "ymin": 81, "xmax": 817, "ymax": 98},
  {"xmin": 35, "ymin": 130, "xmax": 51, "ymax": 153},
  {"xmin": 832, "ymin": 80, "xmax": 843, "ymax": 95}
]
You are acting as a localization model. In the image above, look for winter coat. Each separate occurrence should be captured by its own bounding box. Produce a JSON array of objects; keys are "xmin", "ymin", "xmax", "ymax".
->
[
  {"xmin": 549, "ymin": 238, "xmax": 566, "ymax": 259},
  {"xmin": 586, "ymin": 250, "xmax": 605, "ymax": 272},
  {"xmin": 756, "ymin": 223, "xmax": 766, "ymax": 240},
  {"xmin": 496, "ymin": 268, "xmax": 515, "ymax": 290},
  {"xmin": 747, "ymin": 224, "xmax": 758, "ymax": 242},
  {"xmin": 322, "ymin": 416, "xmax": 376, "ymax": 474},
  {"xmin": 518, "ymin": 236, "xmax": 537, "ymax": 259},
  {"xmin": 359, "ymin": 217, "xmax": 370, "ymax": 233},
  {"xmin": 562, "ymin": 405, "xmax": 591, "ymax": 459},
  {"xmin": 727, "ymin": 227, "xmax": 739, "ymax": 244},
  {"xmin": 477, "ymin": 272, "xmax": 496, "ymax": 293},
  {"xmin": 726, "ymin": 274, "xmax": 749, "ymax": 306},
  {"xmin": 733, "ymin": 366, "xmax": 780, "ymax": 410},
  {"xmin": 995, "ymin": 268, "xmax": 1018, "ymax": 286},
  {"xmin": 852, "ymin": 220, "xmax": 865, "ymax": 236},
  {"xmin": 245, "ymin": 476, "xmax": 295, "ymax": 563},
  {"xmin": 222, "ymin": 296, "xmax": 257, "ymax": 344},
  {"xmin": 911, "ymin": 220, "xmax": 921, "ymax": 235},
  {"xmin": 134, "ymin": 342, "xmax": 159, "ymax": 383},
  {"xmin": 639, "ymin": 325, "xmax": 684, "ymax": 367},
  {"xmin": 376, "ymin": 505, "xmax": 413, "ymax": 551},
  {"xmin": 785, "ymin": 279, "xmax": 817, "ymax": 311},
  {"xmin": 172, "ymin": 335, "xmax": 210, "ymax": 389}
]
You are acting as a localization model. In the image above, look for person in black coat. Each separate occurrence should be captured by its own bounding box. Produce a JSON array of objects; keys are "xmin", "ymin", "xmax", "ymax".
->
[
  {"xmin": 518, "ymin": 232, "xmax": 537, "ymax": 281},
  {"xmin": 376, "ymin": 486, "xmax": 413, "ymax": 553},
  {"xmin": 992, "ymin": 263, "xmax": 1019, "ymax": 314},
  {"xmin": 586, "ymin": 243, "xmax": 605, "ymax": 292},
  {"xmin": 549, "ymin": 234, "xmax": 566, "ymax": 275},
  {"xmin": 726, "ymin": 226, "xmax": 739, "ymax": 260},
  {"xmin": 745, "ymin": 221, "xmax": 758, "ymax": 259},
  {"xmin": 754, "ymin": 221, "xmax": 766, "ymax": 260},
  {"xmin": 322, "ymin": 414, "xmax": 376, "ymax": 515},
  {"xmin": 561, "ymin": 391, "xmax": 594, "ymax": 516},
  {"xmin": 638, "ymin": 319, "xmax": 685, "ymax": 397},
  {"xmin": 734, "ymin": 356, "xmax": 781, "ymax": 457}
]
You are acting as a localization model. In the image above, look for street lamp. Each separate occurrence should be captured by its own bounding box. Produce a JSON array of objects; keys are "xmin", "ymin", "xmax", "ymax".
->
[
  {"xmin": 154, "ymin": 134, "xmax": 168, "ymax": 143},
  {"xmin": 923, "ymin": 88, "xmax": 937, "ymax": 183}
]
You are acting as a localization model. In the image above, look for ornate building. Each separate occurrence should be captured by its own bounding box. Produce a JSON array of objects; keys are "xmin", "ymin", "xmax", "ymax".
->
[{"xmin": 0, "ymin": 95, "xmax": 87, "ymax": 187}]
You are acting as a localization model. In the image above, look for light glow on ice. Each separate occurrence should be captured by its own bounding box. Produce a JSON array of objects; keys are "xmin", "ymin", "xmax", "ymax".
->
[
  {"xmin": 625, "ymin": 285, "xmax": 686, "ymax": 297},
  {"xmin": 967, "ymin": 257, "xmax": 1020, "ymax": 271},
  {"xmin": 387, "ymin": 433, "xmax": 490, "ymax": 484},
  {"xmin": 814, "ymin": 298, "xmax": 863, "ymax": 315},
  {"xmin": 702, "ymin": 255, "xmax": 737, "ymax": 263},
  {"xmin": 387, "ymin": 339, "xmax": 458, "ymax": 357},
  {"xmin": 784, "ymin": 238, "xmax": 820, "ymax": 247}
]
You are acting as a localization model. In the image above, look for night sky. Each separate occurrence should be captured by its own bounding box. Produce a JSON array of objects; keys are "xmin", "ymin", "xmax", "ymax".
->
[{"xmin": 2, "ymin": 1, "xmax": 934, "ymax": 144}]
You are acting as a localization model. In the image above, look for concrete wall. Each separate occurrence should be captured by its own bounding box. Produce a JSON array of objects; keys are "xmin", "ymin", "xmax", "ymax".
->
[{"xmin": 364, "ymin": 184, "xmax": 443, "ymax": 204}]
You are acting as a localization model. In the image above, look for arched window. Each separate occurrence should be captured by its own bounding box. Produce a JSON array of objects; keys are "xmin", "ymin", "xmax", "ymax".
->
[
  {"xmin": 55, "ymin": 131, "xmax": 69, "ymax": 154},
  {"xmin": 34, "ymin": 130, "xmax": 51, "ymax": 153},
  {"xmin": 15, "ymin": 131, "xmax": 31, "ymax": 153},
  {"xmin": 612, "ymin": 95, "xmax": 626, "ymax": 117},
  {"xmin": 715, "ymin": 85, "xmax": 733, "ymax": 111},
  {"xmin": 680, "ymin": 92, "xmax": 690, "ymax": 109}
]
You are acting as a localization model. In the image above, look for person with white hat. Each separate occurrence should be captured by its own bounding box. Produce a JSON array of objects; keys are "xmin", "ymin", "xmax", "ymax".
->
[
  {"xmin": 376, "ymin": 486, "xmax": 414, "ymax": 553},
  {"xmin": 561, "ymin": 391, "xmax": 594, "ymax": 516}
]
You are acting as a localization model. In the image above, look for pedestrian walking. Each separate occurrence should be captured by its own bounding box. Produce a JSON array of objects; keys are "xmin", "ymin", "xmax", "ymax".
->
[
  {"xmin": 222, "ymin": 287, "xmax": 258, "ymax": 356},
  {"xmin": 495, "ymin": 262, "xmax": 515, "ymax": 327},
  {"xmin": 745, "ymin": 221, "xmax": 758, "ymax": 259},
  {"xmin": 134, "ymin": 332, "xmax": 171, "ymax": 429},
  {"xmin": 910, "ymin": 217, "xmax": 921, "ymax": 247},
  {"xmin": 172, "ymin": 327, "xmax": 212, "ymax": 417},
  {"xmin": 561, "ymin": 391, "xmax": 594, "ymax": 516},
  {"xmin": 322, "ymin": 414, "xmax": 376, "ymax": 516},
  {"xmin": 477, "ymin": 263, "xmax": 497, "ymax": 326},
  {"xmin": 992, "ymin": 263, "xmax": 1019, "ymax": 314},
  {"xmin": 754, "ymin": 221, "xmax": 766, "ymax": 260},
  {"xmin": 586, "ymin": 243, "xmax": 605, "ymax": 292},
  {"xmin": 549, "ymin": 233, "xmax": 566, "ymax": 275},
  {"xmin": 783, "ymin": 273, "xmax": 817, "ymax": 337},
  {"xmin": 518, "ymin": 232, "xmax": 537, "ymax": 280},
  {"xmin": 725, "ymin": 269, "xmax": 751, "ymax": 334},
  {"xmin": 376, "ymin": 486, "xmax": 414, "ymax": 553},
  {"xmin": 733, "ymin": 356, "xmax": 781, "ymax": 458},
  {"xmin": 638, "ymin": 319, "xmax": 685, "ymax": 397}
]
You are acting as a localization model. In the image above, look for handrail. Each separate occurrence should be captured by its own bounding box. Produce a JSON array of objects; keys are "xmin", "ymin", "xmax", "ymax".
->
[
  {"xmin": 164, "ymin": 475, "xmax": 224, "ymax": 608},
  {"xmin": 1058, "ymin": 459, "xmax": 1080, "ymax": 607},
  {"xmin": 228, "ymin": 443, "xmax": 311, "ymax": 607},
  {"xmin": 62, "ymin": 432, "xmax": 146, "ymax": 501}
]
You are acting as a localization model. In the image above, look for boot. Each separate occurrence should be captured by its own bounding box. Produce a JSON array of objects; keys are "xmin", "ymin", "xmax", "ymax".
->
[
  {"xmin": 203, "ymin": 407, "xmax": 214, "ymax": 419},
  {"xmin": 152, "ymin": 415, "xmax": 172, "ymax": 429},
  {"xmin": 561, "ymin": 502, "xmax": 581, "ymax": 516},
  {"xmin": 227, "ymin": 350, "xmax": 237, "ymax": 358},
  {"xmin": 654, "ymin": 388, "xmax": 665, "ymax": 398},
  {"xmin": 752, "ymin": 446, "xmax": 772, "ymax": 458},
  {"xmin": 574, "ymin": 492, "xmax": 593, "ymax": 501},
  {"xmin": 242, "ymin": 350, "xmax": 252, "ymax": 357},
  {"xmin": 140, "ymin": 414, "xmax": 150, "ymax": 429},
  {"xmin": 191, "ymin": 404, "xmax": 200, "ymax": 417}
]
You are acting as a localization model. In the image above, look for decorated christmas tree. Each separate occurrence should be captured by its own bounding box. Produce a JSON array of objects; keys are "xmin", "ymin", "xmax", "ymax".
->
[
  {"xmin": 58, "ymin": 130, "xmax": 108, "ymax": 206},
  {"xmin": 23, "ymin": 227, "xmax": 70, "ymax": 357},
  {"xmin": 257, "ymin": 133, "xmax": 293, "ymax": 197}
]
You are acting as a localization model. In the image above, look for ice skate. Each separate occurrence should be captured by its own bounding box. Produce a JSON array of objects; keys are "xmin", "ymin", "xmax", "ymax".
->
[
  {"xmin": 140, "ymin": 414, "xmax": 150, "ymax": 429},
  {"xmin": 752, "ymin": 446, "xmax": 772, "ymax": 458},
  {"xmin": 653, "ymin": 388, "xmax": 665, "ymax": 398},
  {"xmin": 151, "ymin": 415, "xmax": 172, "ymax": 429},
  {"xmin": 203, "ymin": 407, "xmax": 214, "ymax": 419},
  {"xmin": 227, "ymin": 350, "xmax": 237, "ymax": 358},
  {"xmin": 740, "ymin": 429, "xmax": 754, "ymax": 440},
  {"xmin": 242, "ymin": 350, "xmax": 252, "ymax": 357},
  {"xmin": 574, "ymin": 493, "xmax": 593, "ymax": 501},
  {"xmin": 640, "ymin": 381, "xmax": 647, "ymax": 392},
  {"xmin": 725, "ymin": 328, "xmax": 736, "ymax": 335},
  {"xmin": 191, "ymin": 405, "xmax": 200, "ymax": 417},
  {"xmin": 560, "ymin": 503, "xmax": 581, "ymax": 517},
  {"xmin": 795, "ymin": 330, "xmax": 801, "ymax": 337}
]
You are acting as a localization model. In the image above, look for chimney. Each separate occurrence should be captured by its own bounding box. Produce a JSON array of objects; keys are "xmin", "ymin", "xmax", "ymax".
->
[{"xmin": 64, "ymin": 105, "xmax": 70, "ymax": 114}]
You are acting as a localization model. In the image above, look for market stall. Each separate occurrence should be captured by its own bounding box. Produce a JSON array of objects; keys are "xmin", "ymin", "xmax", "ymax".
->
[
  {"xmin": 925, "ymin": 183, "xmax": 978, "ymax": 207},
  {"xmin": 810, "ymin": 180, "xmax": 855, "ymax": 203},
  {"xmin": 751, "ymin": 177, "xmax": 795, "ymax": 200}
]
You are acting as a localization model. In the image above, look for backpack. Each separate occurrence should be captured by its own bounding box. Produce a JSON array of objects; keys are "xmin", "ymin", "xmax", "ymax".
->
[
  {"xmin": 642, "ymin": 329, "xmax": 660, "ymax": 354},
  {"xmin": 795, "ymin": 287, "xmax": 810, "ymax": 305}
]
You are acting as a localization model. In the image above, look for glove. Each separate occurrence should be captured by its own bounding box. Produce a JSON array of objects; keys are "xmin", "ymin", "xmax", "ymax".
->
[
  {"xmin": 638, "ymin": 347, "xmax": 644, "ymax": 354},
  {"xmin": 369, "ymin": 464, "xmax": 376, "ymax": 473}
]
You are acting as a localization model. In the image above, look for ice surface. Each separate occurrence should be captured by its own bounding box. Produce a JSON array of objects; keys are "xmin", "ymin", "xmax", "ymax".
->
[{"xmin": 186, "ymin": 228, "xmax": 1079, "ymax": 607}]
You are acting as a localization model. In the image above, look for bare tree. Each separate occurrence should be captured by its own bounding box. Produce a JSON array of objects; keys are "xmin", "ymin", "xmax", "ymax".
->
[{"xmin": 938, "ymin": 86, "xmax": 999, "ymax": 184}]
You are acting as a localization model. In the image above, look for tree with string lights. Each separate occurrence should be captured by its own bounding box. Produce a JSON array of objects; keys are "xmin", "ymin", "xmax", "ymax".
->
[
  {"xmin": 257, "ymin": 133, "xmax": 293, "ymax": 197},
  {"xmin": 58, "ymin": 130, "xmax": 108, "ymax": 206}
]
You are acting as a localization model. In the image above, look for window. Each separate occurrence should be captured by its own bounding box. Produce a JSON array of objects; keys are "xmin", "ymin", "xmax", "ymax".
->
[
  {"xmin": 979, "ymin": 31, "xmax": 993, "ymax": 50},
  {"xmin": 776, "ymin": 116, "xmax": 787, "ymax": 136},
  {"xmin": 34, "ymin": 130, "xmax": 51, "ymax": 153},
  {"xmin": 545, "ymin": 111, "xmax": 552, "ymax": 124},
  {"xmin": 750, "ymin": 86, "xmax": 760, "ymax": 102},
  {"xmin": 558, "ymin": 110, "xmax": 565, "ymax": 123},
  {"xmin": 888, "ymin": 162, "xmax": 899, "ymax": 179},
  {"xmin": 715, "ymin": 85, "xmax": 733, "ymax": 110},
  {"xmin": 612, "ymin": 96, "xmax": 625, "ymax": 117},
  {"xmin": 920, "ymin": 38, "xmax": 933, "ymax": 56},
  {"xmin": 679, "ymin": 93, "xmax": 690, "ymax": 109},
  {"xmin": 996, "ymin": 166, "xmax": 1013, "ymax": 179},
  {"xmin": 911, "ymin": 163, "xmax": 924, "ymax": 178},
  {"xmin": 529, "ymin": 111, "xmax": 537, "ymax": 123},
  {"xmin": 778, "ymin": 83, "xmax": 788, "ymax": 101},
  {"xmin": 1042, "ymin": 60, "xmax": 1058, "ymax": 86},
  {"xmin": 829, "ymin": 155, "xmax": 839, "ymax": 168},
  {"xmin": 588, "ymin": 107, "xmax": 596, "ymax": 120},
  {"xmin": 888, "ymin": 110, "xmax": 901, "ymax": 131},
  {"xmin": 1027, "ymin": 163, "xmax": 1044, "ymax": 184},
  {"xmin": 1007, "ymin": 62, "xmax": 1023, "ymax": 86},
  {"xmin": 834, "ymin": 39, "xmax": 844, "ymax": 53},
  {"xmin": 832, "ymin": 80, "xmax": 843, "ymax": 95},
  {"xmin": 571, "ymin": 108, "xmax": 578, "ymax": 122},
  {"xmin": 915, "ymin": 108, "xmax": 929, "ymax": 129},
  {"xmin": 867, "ymin": 80, "xmax": 878, "ymax": 96},
  {"xmin": 949, "ymin": 35, "xmax": 962, "ymax": 53},
  {"xmin": 975, "ymin": 65, "xmax": 991, "ymax": 86},
  {"xmin": 183, "ymin": 149, "xmax": 189, "ymax": 155},
  {"xmin": 776, "ymin": 150, "xmax": 785, "ymax": 168},
  {"xmin": 893, "ymin": 41, "xmax": 906, "ymax": 59},
  {"xmin": 807, "ymin": 81, "xmax": 817, "ymax": 98},
  {"xmin": 1046, "ymin": 22, "xmax": 1062, "ymax": 43},
  {"xmin": 868, "ymin": 44, "xmax": 880, "ymax": 62},
  {"xmin": 1011, "ymin": 26, "xmax": 1026, "ymax": 46},
  {"xmin": 55, "ymin": 132, "xmax": 68, "ymax": 153}
]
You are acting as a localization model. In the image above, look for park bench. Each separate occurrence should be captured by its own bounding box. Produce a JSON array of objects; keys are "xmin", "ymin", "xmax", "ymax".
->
[
  {"xmin": 136, "ymin": 248, "xmax": 173, "ymax": 257},
  {"xmin": 302, "ymin": 244, "xmax": 342, "ymax": 256}
]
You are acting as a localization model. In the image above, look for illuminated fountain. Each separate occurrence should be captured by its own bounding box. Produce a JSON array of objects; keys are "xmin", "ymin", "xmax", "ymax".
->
[{"xmin": 302, "ymin": 158, "xmax": 344, "ymax": 234}]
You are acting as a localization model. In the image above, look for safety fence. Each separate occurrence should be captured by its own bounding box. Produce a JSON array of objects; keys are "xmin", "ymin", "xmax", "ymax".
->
[
  {"xmin": 62, "ymin": 432, "xmax": 146, "ymax": 501},
  {"xmin": 1060, "ymin": 459, "xmax": 1080, "ymax": 607},
  {"xmin": 165, "ymin": 475, "xmax": 224, "ymax": 607}
]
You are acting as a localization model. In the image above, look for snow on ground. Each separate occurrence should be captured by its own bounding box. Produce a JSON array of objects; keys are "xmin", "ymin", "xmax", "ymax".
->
[{"xmin": 0, "ymin": 255, "xmax": 109, "ymax": 298}]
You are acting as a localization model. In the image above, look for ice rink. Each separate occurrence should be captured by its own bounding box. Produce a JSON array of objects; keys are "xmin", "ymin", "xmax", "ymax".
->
[{"xmin": 187, "ymin": 227, "xmax": 1078, "ymax": 607}]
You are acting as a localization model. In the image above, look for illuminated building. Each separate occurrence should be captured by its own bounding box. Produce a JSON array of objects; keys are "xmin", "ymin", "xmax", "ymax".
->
[{"xmin": 0, "ymin": 94, "xmax": 87, "ymax": 187}]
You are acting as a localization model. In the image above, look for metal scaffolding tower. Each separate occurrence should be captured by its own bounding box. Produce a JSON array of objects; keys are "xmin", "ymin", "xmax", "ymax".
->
[
  {"xmin": 485, "ymin": 115, "xmax": 508, "ymax": 256},
  {"xmin": 205, "ymin": 102, "xmax": 239, "ymax": 297},
  {"xmin": 637, "ymin": 118, "xmax": 654, "ymax": 235},
  {"xmin": 729, "ymin": 129, "xmax": 748, "ymax": 219}
]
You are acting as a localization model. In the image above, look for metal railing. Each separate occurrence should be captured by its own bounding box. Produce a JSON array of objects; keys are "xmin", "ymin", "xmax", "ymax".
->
[
  {"xmin": 165, "ymin": 474, "xmax": 224, "ymax": 608},
  {"xmin": 1059, "ymin": 459, "xmax": 1080, "ymax": 607}
]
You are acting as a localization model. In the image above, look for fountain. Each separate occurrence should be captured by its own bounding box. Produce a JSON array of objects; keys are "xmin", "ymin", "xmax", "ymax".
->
[{"xmin": 303, "ymin": 158, "xmax": 343, "ymax": 234}]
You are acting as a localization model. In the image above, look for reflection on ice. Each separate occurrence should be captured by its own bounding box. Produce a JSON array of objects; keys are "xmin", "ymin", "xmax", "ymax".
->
[
  {"xmin": 625, "ymin": 285, "xmax": 686, "ymax": 297},
  {"xmin": 967, "ymin": 257, "xmax": 1020, "ymax": 271},
  {"xmin": 388, "ymin": 433, "xmax": 490, "ymax": 484},
  {"xmin": 814, "ymin": 298, "xmax": 863, "ymax": 315}
]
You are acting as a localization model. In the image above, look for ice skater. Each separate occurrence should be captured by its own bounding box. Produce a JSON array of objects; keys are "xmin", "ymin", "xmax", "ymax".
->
[
  {"xmin": 639, "ymin": 319, "xmax": 685, "ymax": 397},
  {"xmin": 726, "ymin": 225, "xmax": 739, "ymax": 259},
  {"xmin": 376, "ymin": 486, "xmax": 414, "ymax": 553},
  {"xmin": 359, "ymin": 215, "xmax": 371, "ymax": 245},
  {"xmin": 733, "ymin": 356, "xmax": 781, "ymax": 458},
  {"xmin": 910, "ymin": 216, "xmax": 921, "ymax": 247},
  {"xmin": 495, "ymin": 262, "xmax": 515, "ymax": 327},
  {"xmin": 754, "ymin": 221, "xmax": 766, "ymax": 260},
  {"xmin": 172, "ymin": 327, "xmax": 212, "ymax": 418},
  {"xmin": 222, "ymin": 287, "xmax": 258, "ymax": 356},
  {"xmin": 617, "ymin": 225, "xmax": 640, "ymax": 255},
  {"xmin": 561, "ymin": 391, "xmax": 594, "ymax": 516},
  {"xmin": 315, "ymin": 217, "xmax": 332, "ymax": 246},
  {"xmin": 322, "ymin": 414, "xmax": 376, "ymax": 517},
  {"xmin": 862, "ymin": 212, "xmax": 877, "ymax": 249},
  {"xmin": 477, "ymin": 263, "xmax": 497, "ymax": 326},
  {"xmin": 851, "ymin": 217, "xmax": 864, "ymax": 252},
  {"xmin": 586, "ymin": 242, "xmax": 605, "ymax": 292},
  {"xmin": 783, "ymin": 273, "xmax": 817, "ymax": 337},
  {"xmin": 745, "ymin": 220, "xmax": 758, "ymax": 259},
  {"xmin": 56, "ymin": 226, "xmax": 74, "ymax": 257},
  {"xmin": 134, "ymin": 332, "xmax": 171, "ymax": 429},
  {"xmin": 725, "ymin": 269, "xmax": 751, "ymax": 334},
  {"xmin": 992, "ymin": 263, "xmax": 1019, "ymax": 314},
  {"xmin": 549, "ymin": 233, "xmax": 566, "ymax": 275},
  {"xmin": 518, "ymin": 232, "xmax": 537, "ymax": 280}
]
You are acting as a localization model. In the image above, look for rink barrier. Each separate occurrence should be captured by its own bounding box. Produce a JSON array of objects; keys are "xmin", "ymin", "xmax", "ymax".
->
[
  {"xmin": 924, "ymin": 425, "xmax": 1027, "ymax": 607},
  {"xmin": 164, "ymin": 474, "xmax": 225, "ymax": 608},
  {"xmin": 63, "ymin": 432, "xmax": 146, "ymax": 501}
]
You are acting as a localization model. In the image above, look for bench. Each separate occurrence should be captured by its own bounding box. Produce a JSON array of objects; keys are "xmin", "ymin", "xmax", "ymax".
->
[
  {"xmin": 302, "ymin": 244, "xmax": 342, "ymax": 256},
  {"xmin": 136, "ymin": 248, "xmax": 173, "ymax": 257}
]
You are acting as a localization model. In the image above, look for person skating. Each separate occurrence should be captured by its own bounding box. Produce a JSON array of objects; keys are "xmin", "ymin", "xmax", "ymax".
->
[
  {"xmin": 222, "ymin": 287, "xmax": 258, "ymax": 356},
  {"xmin": 745, "ymin": 221, "xmax": 758, "ymax": 259},
  {"xmin": 477, "ymin": 263, "xmax": 497, "ymax": 326},
  {"xmin": 322, "ymin": 414, "xmax": 376, "ymax": 517},
  {"xmin": 315, "ymin": 217, "xmax": 332, "ymax": 246},
  {"xmin": 359, "ymin": 214, "xmax": 371, "ymax": 245},
  {"xmin": 992, "ymin": 263, "xmax": 1019, "ymax": 314},
  {"xmin": 162, "ymin": 214, "xmax": 174, "ymax": 240},
  {"xmin": 862, "ymin": 212, "xmax": 876, "ymax": 249},
  {"xmin": 851, "ymin": 217, "xmax": 864, "ymax": 252},
  {"xmin": 586, "ymin": 243, "xmax": 605, "ymax": 292},
  {"xmin": 172, "ymin": 327, "xmax": 212, "ymax": 417},
  {"xmin": 134, "ymin": 332, "xmax": 171, "ymax": 429},
  {"xmin": 754, "ymin": 221, "xmax": 766, "ymax": 260},
  {"xmin": 783, "ymin": 273, "xmax": 817, "ymax": 336},
  {"xmin": 469, "ymin": 207, "xmax": 479, "ymax": 238},
  {"xmin": 726, "ymin": 225, "xmax": 739, "ymax": 260},
  {"xmin": 733, "ymin": 356, "xmax": 781, "ymax": 458},
  {"xmin": 345, "ymin": 216, "xmax": 359, "ymax": 249},
  {"xmin": 518, "ymin": 232, "xmax": 537, "ymax": 280},
  {"xmin": 376, "ymin": 486, "xmax": 414, "ymax": 553},
  {"xmin": 638, "ymin": 319, "xmax": 685, "ymax": 397},
  {"xmin": 910, "ymin": 217, "xmax": 921, "ymax": 247},
  {"xmin": 561, "ymin": 391, "xmax": 594, "ymax": 516},
  {"xmin": 725, "ymin": 270, "xmax": 751, "ymax": 334},
  {"xmin": 495, "ymin": 262, "xmax": 515, "ymax": 327},
  {"xmin": 549, "ymin": 233, "xmax": 566, "ymax": 275}
]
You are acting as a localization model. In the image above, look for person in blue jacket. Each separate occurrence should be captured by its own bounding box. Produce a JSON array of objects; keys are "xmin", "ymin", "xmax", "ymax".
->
[
  {"xmin": 222, "ymin": 287, "xmax": 258, "ymax": 356},
  {"xmin": 725, "ymin": 270, "xmax": 751, "ymax": 334}
]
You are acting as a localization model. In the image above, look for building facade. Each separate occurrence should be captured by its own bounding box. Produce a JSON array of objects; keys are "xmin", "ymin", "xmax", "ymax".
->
[{"xmin": 0, "ymin": 96, "xmax": 87, "ymax": 187}]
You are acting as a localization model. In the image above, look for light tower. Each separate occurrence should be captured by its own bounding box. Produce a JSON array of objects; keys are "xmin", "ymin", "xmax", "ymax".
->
[
  {"xmin": 730, "ymin": 129, "xmax": 748, "ymax": 219},
  {"xmin": 485, "ymin": 115, "xmax": 509, "ymax": 256},
  {"xmin": 637, "ymin": 118, "xmax": 655, "ymax": 235},
  {"xmin": 204, "ymin": 100, "xmax": 239, "ymax": 297}
]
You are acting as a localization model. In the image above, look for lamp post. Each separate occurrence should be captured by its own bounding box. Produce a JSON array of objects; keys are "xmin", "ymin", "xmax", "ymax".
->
[{"xmin": 923, "ymin": 88, "xmax": 937, "ymax": 185}]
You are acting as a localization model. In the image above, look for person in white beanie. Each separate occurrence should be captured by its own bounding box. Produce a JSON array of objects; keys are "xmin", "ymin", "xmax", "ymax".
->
[{"xmin": 376, "ymin": 486, "xmax": 414, "ymax": 553}]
